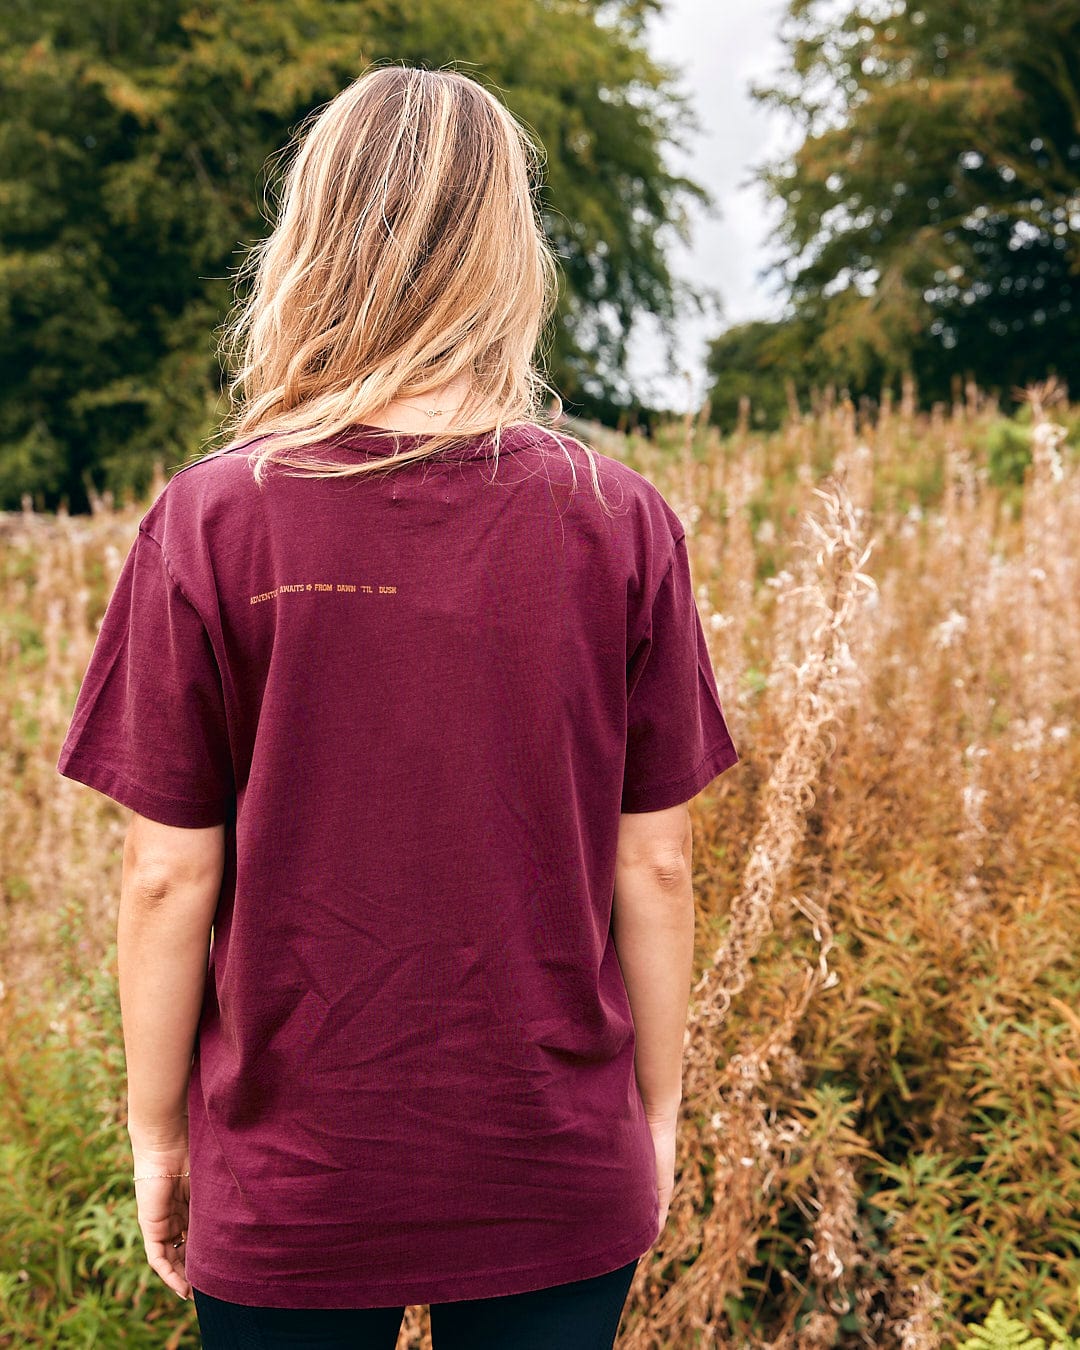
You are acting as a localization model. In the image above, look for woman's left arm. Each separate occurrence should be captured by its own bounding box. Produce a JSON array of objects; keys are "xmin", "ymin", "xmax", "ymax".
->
[{"xmin": 118, "ymin": 813, "xmax": 224, "ymax": 1300}]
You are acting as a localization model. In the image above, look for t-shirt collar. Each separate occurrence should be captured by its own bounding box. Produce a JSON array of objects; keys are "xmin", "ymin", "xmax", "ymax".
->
[{"xmin": 334, "ymin": 422, "xmax": 511, "ymax": 461}]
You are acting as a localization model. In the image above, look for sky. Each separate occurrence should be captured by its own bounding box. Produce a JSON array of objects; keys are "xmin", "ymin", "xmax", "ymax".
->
[{"xmin": 626, "ymin": 0, "xmax": 801, "ymax": 411}]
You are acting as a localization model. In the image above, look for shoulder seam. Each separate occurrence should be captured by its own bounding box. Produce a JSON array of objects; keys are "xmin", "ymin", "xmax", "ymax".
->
[
  {"xmin": 136, "ymin": 524, "xmax": 210, "ymax": 627},
  {"xmin": 166, "ymin": 446, "xmax": 238, "ymax": 479}
]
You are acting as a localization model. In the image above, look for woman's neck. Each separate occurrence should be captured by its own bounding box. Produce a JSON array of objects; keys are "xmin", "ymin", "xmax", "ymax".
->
[{"xmin": 361, "ymin": 374, "xmax": 476, "ymax": 434}]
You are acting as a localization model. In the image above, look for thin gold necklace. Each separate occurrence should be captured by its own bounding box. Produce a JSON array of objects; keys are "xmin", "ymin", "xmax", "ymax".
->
[{"xmin": 395, "ymin": 396, "xmax": 462, "ymax": 419}]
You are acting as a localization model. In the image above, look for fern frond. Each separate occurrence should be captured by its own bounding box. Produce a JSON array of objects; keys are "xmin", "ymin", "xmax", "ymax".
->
[
  {"xmin": 1033, "ymin": 1306, "xmax": 1080, "ymax": 1350},
  {"xmin": 959, "ymin": 1299, "xmax": 1046, "ymax": 1350}
]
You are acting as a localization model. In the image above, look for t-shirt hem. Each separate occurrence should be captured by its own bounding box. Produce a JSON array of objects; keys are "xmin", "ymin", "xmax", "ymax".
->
[
  {"xmin": 620, "ymin": 734, "xmax": 740, "ymax": 814},
  {"xmin": 56, "ymin": 745, "xmax": 228, "ymax": 828},
  {"xmin": 185, "ymin": 1220, "xmax": 658, "ymax": 1309}
]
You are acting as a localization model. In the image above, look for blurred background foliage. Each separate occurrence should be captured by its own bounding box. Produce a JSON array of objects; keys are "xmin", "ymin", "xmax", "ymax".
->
[
  {"xmin": 0, "ymin": 0, "xmax": 705, "ymax": 511},
  {"xmin": 2, "ymin": 0, "xmax": 1078, "ymax": 508},
  {"xmin": 709, "ymin": 0, "xmax": 1080, "ymax": 432}
]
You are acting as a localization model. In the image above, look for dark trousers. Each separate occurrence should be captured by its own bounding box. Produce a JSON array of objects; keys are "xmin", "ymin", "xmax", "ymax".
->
[{"xmin": 193, "ymin": 1256, "xmax": 639, "ymax": 1349}]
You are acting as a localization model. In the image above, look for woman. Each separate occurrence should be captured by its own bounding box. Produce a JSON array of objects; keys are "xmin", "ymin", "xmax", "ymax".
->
[{"xmin": 57, "ymin": 63, "xmax": 739, "ymax": 1349}]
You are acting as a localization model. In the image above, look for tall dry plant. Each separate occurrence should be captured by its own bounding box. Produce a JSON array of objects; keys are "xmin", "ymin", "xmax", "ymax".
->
[
  {"xmin": 698, "ymin": 477, "xmax": 876, "ymax": 1022},
  {"xmin": 711, "ymin": 456, "xmax": 759, "ymax": 747},
  {"xmin": 1015, "ymin": 379, "xmax": 1075, "ymax": 747},
  {"xmin": 0, "ymin": 472, "xmax": 166, "ymax": 991},
  {"xmin": 621, "ymin": 476, "xmax": 878, "ymax": 1348}
]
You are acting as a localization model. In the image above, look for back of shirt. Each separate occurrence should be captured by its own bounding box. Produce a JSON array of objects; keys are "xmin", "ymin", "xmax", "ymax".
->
[{"xmin": 57, "ymin": 421, "xmax": 739, "ymax": 1308}]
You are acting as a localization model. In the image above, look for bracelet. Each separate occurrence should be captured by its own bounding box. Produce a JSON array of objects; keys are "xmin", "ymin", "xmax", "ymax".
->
[{"xmin": 132, "ymin": 1170, "xmax": 190, "ymax": 1182}]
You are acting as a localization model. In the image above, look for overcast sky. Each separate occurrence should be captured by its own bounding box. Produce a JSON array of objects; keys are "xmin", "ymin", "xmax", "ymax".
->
[{"xmin": 625, "ymin": 0, "xmax": 800, "ymax": 411}]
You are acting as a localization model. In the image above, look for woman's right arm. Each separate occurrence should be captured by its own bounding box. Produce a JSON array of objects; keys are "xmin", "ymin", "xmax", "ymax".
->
[{"xmin": 610, "ymin": 803, "xmax": 696, "ymax": 1238}]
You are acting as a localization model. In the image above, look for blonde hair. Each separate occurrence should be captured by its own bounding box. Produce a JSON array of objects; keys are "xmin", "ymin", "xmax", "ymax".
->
[{"xmin": 204, "ymin": 61, "xmax": 612, "ymax": 507}]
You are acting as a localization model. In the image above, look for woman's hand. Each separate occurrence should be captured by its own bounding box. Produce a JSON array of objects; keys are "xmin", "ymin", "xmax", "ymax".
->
[
  {"xmin": 645, "ymin": 1109, "xmax": 679, "ymax": 1242},
  {"xmin": 131, "ymin": 1141, "xmax": 192, "ymax": 1301}
]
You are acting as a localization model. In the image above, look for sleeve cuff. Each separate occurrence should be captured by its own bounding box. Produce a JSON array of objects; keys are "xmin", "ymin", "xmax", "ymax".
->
[
  {"xmin": 620, "ymin": 734, "xmax": 740, "ymax": 814},
  {"xmin": 57, "ymin": 747, "xmax": 228, "ymax": 828}
]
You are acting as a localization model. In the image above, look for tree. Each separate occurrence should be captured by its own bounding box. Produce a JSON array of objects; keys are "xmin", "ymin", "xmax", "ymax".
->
[
  {"xmin": 0, "ymin": 0, "xmax": 707, "ymax": 511},
  {"xmin": 704, "ymin": 313, "xmax": 894, "ymax": 432},
  {"xmin": 705, "ymin": 320, "xmax": 804, "ymax": 433},
  {"xmin": 748, "ymin": 0, "xmax": 1080, "ymax": 407}
]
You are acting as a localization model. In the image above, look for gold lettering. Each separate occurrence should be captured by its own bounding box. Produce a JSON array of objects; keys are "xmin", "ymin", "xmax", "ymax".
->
[{"xmin": 249, "ymin": 580, "xmax": 397, "ymax": 601}]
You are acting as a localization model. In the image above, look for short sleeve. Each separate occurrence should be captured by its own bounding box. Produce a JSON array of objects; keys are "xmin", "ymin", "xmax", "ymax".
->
[
  {"xmin": 56, "ymin": 527, "xmax": 234, "ymax": 827},
  {"xmin": 621, "ymin": 533, "xmax": 740, "ymax": 813}
]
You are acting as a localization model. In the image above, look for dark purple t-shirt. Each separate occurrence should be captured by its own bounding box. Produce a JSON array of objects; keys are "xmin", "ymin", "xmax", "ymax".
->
[{"xmin": 57, "ymin": 421, "xmax": 739, "ymax": 1308}]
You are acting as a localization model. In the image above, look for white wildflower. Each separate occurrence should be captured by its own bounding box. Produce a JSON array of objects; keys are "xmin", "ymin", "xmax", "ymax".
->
[
  {"xmin": 755, "ymin": 518, "xmax": 777, "ymax": 545},
  {"xmin": 764, "ymin": 568, "xmax": 795, "ymax": 590},
  {"xmin": 1010, "ymin": 716, "xmax": 1048, "ymax": 752},
  {"xmin": 932, "ymin": 609, "xmax": 968, "ymax": 649},
  {"xmin": 1031, "ymin": 421, "xmax": 1066, "ymax": 483},
  {"xmin": 961, "ymin": 783, "xmax": 988, "ymax": 816}
]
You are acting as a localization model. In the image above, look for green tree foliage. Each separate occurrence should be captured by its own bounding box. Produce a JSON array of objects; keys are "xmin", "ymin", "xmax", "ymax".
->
[
  {"xmin": 0, "ymin": 0, "xmax": 707, "ymax": 511},
  {"xmin": 704, "ymin": 320, "xmax": 801, "ymax": 433},
  {"xmin": 739, "ymin": 0, "xmax": 1080, "ymax": 408},
  {"xmin": 704, "ymin": 313, "xmax": 894, "ymax": 432}
]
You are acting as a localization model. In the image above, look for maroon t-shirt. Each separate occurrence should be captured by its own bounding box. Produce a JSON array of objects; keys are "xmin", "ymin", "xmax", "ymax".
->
[{"xmin": 57, "ymin": 421, "xmax": 740, "ymax": 1308}]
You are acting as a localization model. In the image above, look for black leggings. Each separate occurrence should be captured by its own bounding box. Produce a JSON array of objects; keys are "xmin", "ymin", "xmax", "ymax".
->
[{"xmin": 193, "ymin": 1256, "xmax": 639, "ymax": 1349}]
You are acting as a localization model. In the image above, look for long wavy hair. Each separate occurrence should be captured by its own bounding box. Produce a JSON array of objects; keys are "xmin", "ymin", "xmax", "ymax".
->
[{"xmin": 205, "ymin": 62, "xmax": 612, "ymax": 506}]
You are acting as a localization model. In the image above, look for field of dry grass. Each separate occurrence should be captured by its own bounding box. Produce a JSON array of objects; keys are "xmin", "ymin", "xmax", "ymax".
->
[{"xmin": 2, "ymin": 383, "xmax": 1078, "ymax": 1346}]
